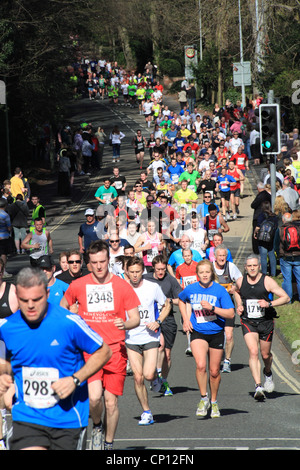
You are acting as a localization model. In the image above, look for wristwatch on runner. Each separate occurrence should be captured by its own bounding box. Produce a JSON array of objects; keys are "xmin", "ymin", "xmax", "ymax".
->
[{"xmin": 72, "ymin": 375, "xmax": 81, "ymax": 387}]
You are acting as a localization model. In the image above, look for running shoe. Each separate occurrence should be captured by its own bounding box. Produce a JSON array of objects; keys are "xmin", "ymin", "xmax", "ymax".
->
[
  {"xmin": 211, "ymin": 402, "xmax": 221, "ymax": 418},
  {"xmin": 138, "ymin": 411, "xmax": 154, "ymax": 426},
  {"xmin": 126, "ymin": 359, "xmax": 133, "ymax": 376},
  {"xmin": 263, "ymin": 371, "xmax": 275, "ymax": 393},
  {"xmin": 196, "ymin": 398, "xmax": 211, "ymax": 417},
  {"xmin": 0, "ymin": 440, "xmax": 6, "ymax": 451},
  {"xmin": 1, "ymin": 413, "xmax": 7, "ymax": 441},
  {"xmin": 104, "ymin": 441, "xmax": 113, "ymax": 450},
  {"xmin": 90, "ymin": 424, "xmax": 104, "ymax": 450},
  {"xmin": 161, "ymin": 381, "xmax": 173, "ymax": 396},
  {"xmin": 150, "ymin": 376, "xmax": 163, "ymax": 393},
  {"xmin": 222, "ymin": 359, "xmax": 231, "ymax": 373},
  {"xmin": 254, "ymin": 385, "xmax": 265, "ymax": 400}
]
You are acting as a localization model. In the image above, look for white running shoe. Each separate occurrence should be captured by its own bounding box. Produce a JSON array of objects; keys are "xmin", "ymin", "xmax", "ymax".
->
[
  {"xmin": 263, "ymin": 372, "xmax": 275, "ymax": 393},
  {"xmin": 254, "ymin": 385, "xmax": 265, "ymax": 400},
  {"xmin": 211, "ymin": 402, "xmax": 221, "ymax": 418},
  {"xmin": 222, "ymin": 359, "xmax": 231, "ymax": 373},
  {"xmin": 90, "ymin": 425, "xmax": 104, "ymax": 450},
  {"xmin": 196, "ymin": 398, "xmax": 211, "ymax": 416},
  {"xmin": 138, "ymin": 411, "xmax": 154, "ymax": 426}
]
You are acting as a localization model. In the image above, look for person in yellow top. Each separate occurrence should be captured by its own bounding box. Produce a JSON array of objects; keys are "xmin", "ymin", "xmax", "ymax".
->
[
  {"xmin": 180, "ymin": 124, "xmax": 191, "ymax": 139},
  {"xmin": 134, "ymin": 182, "xmax": 148, "ymax": 209},
  {"xmin": 173, "ymin": 179, "xmax": 198, "ymax": 210},
  {"xmin": 136, "ymin": 85, "xmax": 146, "ymax": 114},
  {"xmin": 10, "ymin": 167, "xmax": 26, "ymax": 200}
]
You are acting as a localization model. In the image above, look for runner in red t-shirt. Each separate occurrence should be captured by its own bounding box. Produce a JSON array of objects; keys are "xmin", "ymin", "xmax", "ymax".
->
[
  {"xmin": 61, "ymin": 240, "xmax": 140, "ymax": 450},
  {"xmin": 175, "ymin": 249, "xmax": 199, "ymax": 288},
  {"xmin": 230, "ymin": 146, "xmax": 249, "ymax": 196},
  {"xmin": 227, "ymin": 160, "xmax": 245, "ymax": 219}
]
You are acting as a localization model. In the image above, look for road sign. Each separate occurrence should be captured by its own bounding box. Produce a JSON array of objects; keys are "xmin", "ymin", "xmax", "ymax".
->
[{"xmin": 233, "ymin": 61, "xmax": 251, "ymax": 87}]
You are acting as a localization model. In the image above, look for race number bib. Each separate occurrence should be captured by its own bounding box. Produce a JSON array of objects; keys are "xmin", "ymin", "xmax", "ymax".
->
[
  {"xmin": 114, "ymin": 181, "xmax": 122, "ymax": 190},
  {"xmin": 139, "ymin": 307, "xmax": 150, "ymax": 326},
  {"xmin": 208, "ymin": 229, "xmax": 218, "ymax": 240},
  {"xmin": 86, "ymin": 283, "xmax": 114, "ymax": 312},
  {"xmin": 103, "ymin": 193, "xmax": 111, "ymax": 203},
  {"xmin": 147, "ymin": 247, "xmax": 158, "ymax": 263},
  {"xmin": 193, "ymin": 303, "xmax": 217, "ymax": 323},
  {"xmin": 183, "ymin": 276, "xmax": 197, "ymax": 287},
  {"xmin": 23, "ymin": 367, "xmax": 59, "ymax": 409},
  {"xmin": 246, "ymin": 299, "xmax": 265, "ymax": 319}
]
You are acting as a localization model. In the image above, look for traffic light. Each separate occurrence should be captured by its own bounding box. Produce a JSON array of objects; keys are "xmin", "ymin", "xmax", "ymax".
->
[{"xmin": 259, "ymin": 103, "xmax": 281, "ymax": 155}]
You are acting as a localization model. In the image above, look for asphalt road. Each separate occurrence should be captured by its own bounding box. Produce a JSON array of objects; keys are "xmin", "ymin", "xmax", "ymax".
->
[{"xmin": 5, "ymin": 94, "xmax": 300, "ymax": 453}]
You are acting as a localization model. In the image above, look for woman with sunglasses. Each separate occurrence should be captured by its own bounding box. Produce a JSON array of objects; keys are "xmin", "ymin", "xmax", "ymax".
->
[{"xmin": 179, "ymin": 260, "xmax": 234, "ymax": 418}]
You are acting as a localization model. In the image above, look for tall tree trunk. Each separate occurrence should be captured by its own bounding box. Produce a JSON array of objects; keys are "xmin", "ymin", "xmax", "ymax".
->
[
  {"xmin": 118, "ymin": 25, "xmax": 135, "ymax": 70},
  {"xmin": 149, "ymin": 1, "xmax": 160, "ymax": 72}
]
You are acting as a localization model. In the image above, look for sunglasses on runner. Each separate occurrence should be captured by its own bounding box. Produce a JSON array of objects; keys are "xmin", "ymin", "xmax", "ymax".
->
[{"xmin": 68, "ymin": 260, "xmax": 81, "ymax": 264}]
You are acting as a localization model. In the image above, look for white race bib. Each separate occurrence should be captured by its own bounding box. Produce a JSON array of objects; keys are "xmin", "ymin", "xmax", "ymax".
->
[
  {"xmin": 138, "ymin": 307, "xmax": 150, "ymax": 326},
  {"xmin": 147, "ymin": 247, "xmax": 158, "ymax": 263},
  {"xmin": 246, "ymin": 299, "xmax": 265, "ymax": 319},
  {"xmin": 86, "ymin": 283, "xmax": 115, "ymax": 312},
  {"xmin": 23, "ymin": 367, "xmax": 59, "ymax": 409},
  {"xmin": 183, "ymin": 276, "xmax": 197, "ymax": 287},
  {"xmin": 193, "ymin": 303, "xmax": 217, "ymax": 323}
]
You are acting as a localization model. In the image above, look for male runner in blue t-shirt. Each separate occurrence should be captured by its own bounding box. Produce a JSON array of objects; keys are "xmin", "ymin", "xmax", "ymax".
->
[{"xmin": 0, "ymin": 267, "xmax": 111, "ymax": 450}]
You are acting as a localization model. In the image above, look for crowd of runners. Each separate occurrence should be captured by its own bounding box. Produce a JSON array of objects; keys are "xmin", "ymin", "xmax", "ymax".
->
[{"xmin": 0, "ymin": 57, "xmax": 299, "ymax": 451}]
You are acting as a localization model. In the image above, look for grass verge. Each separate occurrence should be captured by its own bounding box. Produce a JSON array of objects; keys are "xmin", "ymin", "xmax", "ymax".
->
[{"xmin": 274, "ymin": 273, "xmax": 300, "ymax": 353}]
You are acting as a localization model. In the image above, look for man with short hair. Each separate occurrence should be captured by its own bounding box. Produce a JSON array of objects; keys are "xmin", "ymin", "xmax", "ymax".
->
[
  {"xmin": 212, "ymin": 244, "xmax": 243, "ymax": 372},
  {"xmin": 21, "ymin": 218, "xmax": 53, "ymax": 267},
  {"xmin": 56, "ymin": 250, "xmax": 86, "ymax": 285},
  {"xmin": 0, "ymin": 266, "xmax": 112, "ymax": 450},
  {"xmin": 94, "ymin": 178, "xmax": 118, "ymax": 205},
  {"xmin": 10, "ymin": 167, "xmax": 26, "ymax": 200},
  {"xmin": 173, "ymin": 180, "xmax": 198, "ymax": 210},
  {"xmin": 30, "ymin": 195, "xmax": 46, "ymax": 229},
  {"xmin": 60, "ymin": 240, "xmax": 140, "ymax": 450},
  {"xmin": 167, "ymin": 234, "xmax": 202, "ymax": 277},
  {"xmin": 78, "ymin": 209, "xmax": 103, "ymax": 265},
  {"xmin": 276, "ymin": 179, "xmax": 300, "ymax": 211},
  {"xmin": 37, "ymin": 255, "xmax": 69, "ymax": 305},
  {"xmin": 125, "ymin": 256, "xmax": 170, "ymax": 424},
  {"xmin": 234, "ymin": 254, "xmax": 290, "ymax": 400},
  {"xmin": 144, "ymin": 255, "xmax": 182, "ymax": 396}
]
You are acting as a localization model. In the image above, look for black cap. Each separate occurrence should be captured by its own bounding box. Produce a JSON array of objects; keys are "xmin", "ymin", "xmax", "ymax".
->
[{"xmin": 37, "ymin": 255, "xmax": 54, "ymax": 269}]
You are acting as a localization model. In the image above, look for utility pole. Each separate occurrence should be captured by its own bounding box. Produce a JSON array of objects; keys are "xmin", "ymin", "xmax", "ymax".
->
[
  {"xmin": 267, "ymin": 90, "xmax": 277, "ymax": 210},
  {"xmin": 238, "ymin": 0, "xmax": 246, "ymax": 108},
  {"xmin": 0, "ymin": 79, "xmax": 11, "ymax": 178}
]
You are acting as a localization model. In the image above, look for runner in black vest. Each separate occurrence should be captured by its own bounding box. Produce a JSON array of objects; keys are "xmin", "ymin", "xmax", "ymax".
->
[
  {"xmin": 212, "ymin": 244, "xmax": 242, "ymax": 373},
  {"xmin": 234, "ymin": 254, "xmax": 289, "ymax": 400}
]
